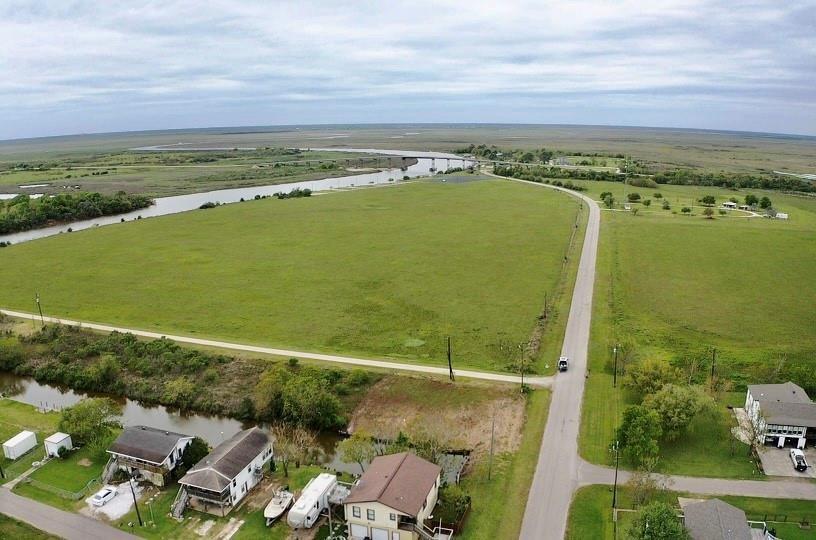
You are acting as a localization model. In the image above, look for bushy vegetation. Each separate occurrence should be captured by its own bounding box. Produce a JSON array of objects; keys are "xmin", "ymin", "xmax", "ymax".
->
[
  {"xmin": 495, "ymin": 164, "xmax": 619, "ymax": 184},
  {"xmin": 0, "ymin": 192, "xmax": 152, "ymax": 234},
  {"xmin": 2, "ymin": 325, "xmax": 377, "ymax": 426},
  {"xmin": 273, "ymin": 187, "xmax": 312, "ymax": 199}
]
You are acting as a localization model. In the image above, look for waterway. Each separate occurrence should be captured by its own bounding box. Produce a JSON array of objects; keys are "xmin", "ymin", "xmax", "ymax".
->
[
  {"xmin": 0, "ymin": 149, "xmax": 471, "ymax": 245},
  {"xmin": 0, "ymin": 372, "xmax": 360, "ymax": 472}
]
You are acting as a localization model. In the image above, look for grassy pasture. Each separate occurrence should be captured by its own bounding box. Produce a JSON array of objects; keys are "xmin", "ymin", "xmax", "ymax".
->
[
  {"xmin": 576, "ymin": 178, "xmax": 816, "ymax": 476},
  {"xmin": 0, "ymin": 179, "xmax": 580, "ymax": 372},
  {"xmin": 0, "ymin": 515, "xmax": 57, "ymax": 540}
]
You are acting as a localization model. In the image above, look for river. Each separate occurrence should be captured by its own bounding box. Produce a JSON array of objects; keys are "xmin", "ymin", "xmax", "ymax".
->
[
  {"xmin": 0, "ymin": 149, "xmax": 471, "ymax": 245},
  {"xmin": 0, "ymin": 372, "xmax": 362, "ymax": 472}
]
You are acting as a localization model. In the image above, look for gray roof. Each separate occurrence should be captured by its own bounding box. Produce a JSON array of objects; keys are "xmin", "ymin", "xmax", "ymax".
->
[
  {"xmin": 748, "ymin": 382, "xmax": 811, "ymax": 404},
  {"xmin": 684, "ymin": 499, "xmax": 751, "ymax": 540},
  {"xmin": 108, "ymin": 426, "xmax": 192, "ymax": 464},
  {"xmin": 759, "ymin": 401, "xmax": 816, "ymax": 428},
  {"xmin": 179, "ymin": 427, "xmax": 269, "ymax": 492}
]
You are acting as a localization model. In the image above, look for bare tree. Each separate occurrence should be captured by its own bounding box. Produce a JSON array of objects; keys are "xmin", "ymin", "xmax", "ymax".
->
[{"xmin": 270, "ymin": 423, "xmax": 318, "ymax": 477}]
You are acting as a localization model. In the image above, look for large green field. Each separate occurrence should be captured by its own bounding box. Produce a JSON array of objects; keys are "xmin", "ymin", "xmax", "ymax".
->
[
  {"xmin": 0, "ymin": 179, "xmax": 580, "ymax": 372},
  {"xmin": 575, "ymin": 178, "xmax": 816, "ymax": 475}
]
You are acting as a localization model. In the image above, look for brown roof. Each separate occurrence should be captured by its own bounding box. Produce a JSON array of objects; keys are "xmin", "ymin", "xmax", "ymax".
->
[
  {"xmin": 179, "ymin": 427, "xmax": 270, "ymax": 492},
  {"xmin": 108, "ymin": 426, "xmax": 192, "ymax": 465},
  {"xmin": 345, "ymin": 452, "xmax": 441, "ymax": 517}
]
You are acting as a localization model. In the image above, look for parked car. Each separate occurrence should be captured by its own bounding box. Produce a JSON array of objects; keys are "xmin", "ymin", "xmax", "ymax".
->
[
  {"xmin": 558, "ymin": 356, "xmax": 569, "ymax": 372},
  {"xmin": 91, "ymin": 487, "xmax": 116, "ymax": 507},
  {"xmin": 790, "ymin": 449, "xmax": 809, "ymax": 472}
]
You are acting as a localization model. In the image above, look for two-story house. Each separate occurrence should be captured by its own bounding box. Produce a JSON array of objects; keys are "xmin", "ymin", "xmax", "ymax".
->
[
  {"xmin": 344, "ymin": 452, "xmax": 450, "ymax": 540},
  {"xmin": 107, "ymin": 426, "xmax": 194, "ymax": 486},
  {"xmin": 176, "ymin": 427, "xmax": 273, "ymax": 516},
  {"xmin": 745, "ymin": 382, "xmax": 816, "ymax": 449}
]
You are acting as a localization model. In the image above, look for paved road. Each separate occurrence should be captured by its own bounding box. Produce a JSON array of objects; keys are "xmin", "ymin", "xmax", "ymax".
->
[
  {"xmin": 578, "ymin": 460, "xmax": 816, "ymax": 500},
  {"xmin": 0, "ymin": 487, "xmax": 138, "ymax": 540},
  {"xmin": 511, "ymin": 179, "xmax": 601, "ymax": 540},
  {"xmin": 0, "ymin": 309, "xmax": 552, "ymax": 388}
]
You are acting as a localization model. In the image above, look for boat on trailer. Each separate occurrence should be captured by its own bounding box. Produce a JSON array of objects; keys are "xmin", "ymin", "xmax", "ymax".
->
[{"xmin": 264, "ymin": 488, "xmax": 294, "ymax": 526}]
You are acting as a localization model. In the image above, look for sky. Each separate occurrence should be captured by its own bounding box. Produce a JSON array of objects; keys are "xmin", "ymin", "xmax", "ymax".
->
[{"xmin": 1, "ymin": 0, "xmax": 815, "ymax": 140}]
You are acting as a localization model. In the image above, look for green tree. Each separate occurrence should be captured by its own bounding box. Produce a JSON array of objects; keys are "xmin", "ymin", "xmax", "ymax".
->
[
  {"xmin": 627, "ymin": 192, "xmax": 641, "ymax": 202},
  {"xmin": 653, "ymin": 192, "xmax": 663, "ymax": 199},
  {"xmin": 58, "ymin": 398, "xmax": 122, "ymax": 447},
  {"xmin": 624, "ymin": 358, "xmax": 680, "ymax": 397},
  {"xmin": 163, "ymin": 377, "xmax": 197, "ymax": 408},
  {"xmin": 643, "ymin": 199, "xmax": 651, "ymax": 207},
  {"xmin": 253, "ymin": 367, "xmax": 292, "ymax": 418},
  {"xmin": 745, "ymin": 194, "xmax": 759, "ymax": 206},
  {"xmin": 616, "ymin": 406, "xmax": 662, "ymax": 466},
  {"xmin": 643, "ymin": 384, "xmax": 709, "ymax": 440},
  {"xmin": 600, "ymin": 191, "xmax": 613, "ymax": 200},
  {"xmin": 700, "ymin": 195, "xmax": 716, "ymax": 206},
  {"xmin": 603, "ymin": 195, "xmax": 615, "ymax": 208},
  {"xmin": 662, "ymin": 200, "xmax": 670, "ymax": 210},
  {"xmin": 337, "ymin": 429, "xmax": 376, "ymax": 473},
  {"xmin": 628, "ymin": 501, "xmax": 689, "ymax": 540},
  {"xmin": 179, "ymin": 437, "xmax": 209, "ymax": 473},
  {"xmin": 282, "ymin": 376, "xmax": 342, "ymax": 429},
  {"xmin": 702, "ymin": 207, "xmax": 714, "ymax": 219},
  {"xmin": 681, "ymin": 206, "xmax": 691, "ymax": 214},
  {"xmin": 759, "ymin": 196, "xmax": 772, "ymax": 209}
]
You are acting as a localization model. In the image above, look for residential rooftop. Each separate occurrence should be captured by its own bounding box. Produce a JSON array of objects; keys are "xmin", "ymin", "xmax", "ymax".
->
[
  {"xmin": 684, "ymin": 499, "xmax": 751, "ymax": 540},
  {"xmin": 108, "ymin": 425, "xmax": 192, "ymax": 465},
  {"xmin": 179, "ymin": 427, "xmax": 269, "ymax": 492}
]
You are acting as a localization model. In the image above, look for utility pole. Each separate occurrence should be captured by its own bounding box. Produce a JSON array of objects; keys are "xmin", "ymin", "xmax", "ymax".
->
[
  {"xmin": 612, "ymin": 440, "xmax": 620, "ymax": 509},
  {"xmin": 487, "ymin": 407, "xmax": 496, "ymax": 480},
  {"xmin": 519, "ymin": 343, "xmax": 525, "ymax": 391},
  {"xmin": 710, "ymin": 347, "xmax": 717, "ymax": 388},
  {"xmin": 613, "ymin": 344, "xmax": 619, "ymax": 387},
  {"xmin": 130, "ymin": 477, "xmax": 143, "ymax": 527},
  {"xmin": 35, "ymin": 292, "xmax": 44, "ymax": 326},
  {"xmin": 447, "ymin": 336, "xmax": 454, "ymax": 381},
  {"xmin": 543, "ymin": 292, "xmax": 548, "ymax": 319}
]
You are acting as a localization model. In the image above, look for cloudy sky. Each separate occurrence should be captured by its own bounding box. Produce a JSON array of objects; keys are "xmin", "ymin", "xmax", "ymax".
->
[{"xmin": 1, "ymin": 0, "xmax": 814, "ymax": 140}]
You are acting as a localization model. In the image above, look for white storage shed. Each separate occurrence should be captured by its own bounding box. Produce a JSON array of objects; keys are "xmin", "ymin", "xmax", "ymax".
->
[
  {"xmin": 3, "ymin": 430, "xmax": 38, "ymax": 460},
  {"xmin": 44, "ymin": 432, "xmax": 72, "ymax": 457}
]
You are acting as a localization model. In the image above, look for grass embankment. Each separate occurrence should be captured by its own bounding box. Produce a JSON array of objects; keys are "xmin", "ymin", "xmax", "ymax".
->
[
  {"xmin": 0, "ymin": 179, "xmax": 579, "ymax": 373},
  {"xmin": 0, "ymin": 149, "xmax": 387, "ymax": 197},
  {"xmin": 567, "ymin": 485, "xmax": 816, "ymax": 540},
  {"xmin": 0, "ymin": 515, "xmax": 58, "ymax": 539},
  {"xmin": 577, "ymin": 180, "xmax": 816, "ymax": 477}
]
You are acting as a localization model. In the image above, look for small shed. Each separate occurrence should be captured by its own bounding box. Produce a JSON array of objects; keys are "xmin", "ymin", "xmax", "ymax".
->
[
  {"xmin": 44, "ymin": 432, "xmax": 72, "ymax": 457},
  {"xmin": 3, "ymin": 430, "xmax": 37, "ymax": 460},
  {"xmin": 722, "ymin": 201, "xmax": 737, "ymax": 209},
  {"xmin": 776, "ymin": 212, "xmax": 789, "ymax": 220},
  {"xmin": 738, "ymin": 204, "xmax": 750, "ymax": 210}
]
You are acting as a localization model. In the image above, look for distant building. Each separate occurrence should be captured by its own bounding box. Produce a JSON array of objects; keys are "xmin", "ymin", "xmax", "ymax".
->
[
  {"xmin": 775, "ymin": 212, "xmax": 789, "ymax": 220},
  {"xmin": 344, "ymin": 452, "xmax": 450, "ymax": 540},
  {"xmin": 722, "ymin": 201, "xmax": 738, "ymax": 209},
  {"xmin": 177, "ymin": 427, "xmax": 272, "ymax": 516},
  {"xmin": 107, "ymin": 426, "xmax": 194, "ymax": 486},
  {"xmin": 745, "ymin": 382, "xmax": 816, "ymax": 449}
]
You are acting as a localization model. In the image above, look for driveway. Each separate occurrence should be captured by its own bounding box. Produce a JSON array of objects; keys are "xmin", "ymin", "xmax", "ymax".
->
[
  {"xmin": 758, "ymin": 446, "xmax": 816, "ymax": 479},
  {"xmin": 0, "ymin": 487, "xmax": 138, "ymax": 540}
]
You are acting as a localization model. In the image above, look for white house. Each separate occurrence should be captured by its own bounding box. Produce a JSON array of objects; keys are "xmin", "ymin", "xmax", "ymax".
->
[
  {"xmin": 722, "ymin": 201, "xmax": 738, "ymax": 209},
  {"xmin": 177, "ymin": 427, "xmax": 272, "ymax": 516},
  {"xmin": 344, "ymin": 452, "xmax": 450, "ymax": 540},
  {"xmin": 745, "ymin": 382, "xmax": 816, "ymax": 449},
  {"xmin": 44, "ymin": 432, "xmax": 72, "ymax": 458},
  {"xmin": 107, "ymin": 426, "xmax": 194, "ymax": 486},
  {"xmin": 776, "ymin": 212, "xmax": 789, "ymax": 220},
  {"xmin": 3, "ymin": 430, "xmax": 37, "ymax": 460}
]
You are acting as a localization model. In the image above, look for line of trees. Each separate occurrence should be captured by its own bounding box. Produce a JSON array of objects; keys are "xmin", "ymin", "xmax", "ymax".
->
[{"xmin": 0, "ymin": 191, "xmax": 152, "ymax": 234}]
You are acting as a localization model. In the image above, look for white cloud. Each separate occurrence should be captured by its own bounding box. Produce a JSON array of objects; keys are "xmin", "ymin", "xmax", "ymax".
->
[{"xmin": 0, "ymin": 0, "xmax": 814, "ymax": 137}]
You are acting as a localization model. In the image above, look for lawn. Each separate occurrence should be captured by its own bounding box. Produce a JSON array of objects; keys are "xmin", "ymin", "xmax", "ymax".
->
[
  {"xmin": 567, "ymin": 485, "xmax": 816, "ymax": 540},
  {"xmin": 0, "ymin": 514, "xmax": 58, "ymax": 540},
  {"xmin": 577, "ymin": 179, "xmax": 816, "ymax": 477},
  {"xmin": 27, "ymin": 439, "xmax": 110, "ymax": 493},
  {"xmin": 0, "ymin": 179, "xmax": 580, "ymax": 372},
  {"xmin": 0, "ymin": 399, "xmax": 58, "ymax": 483}
]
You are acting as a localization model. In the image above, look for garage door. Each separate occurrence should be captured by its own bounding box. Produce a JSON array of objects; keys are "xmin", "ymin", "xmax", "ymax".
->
[
  {"xmin": 372, "ymin": 528, "xmax": 389, "ymax": 540},
  {"xmin": 350, "ymin": 524, "xmax": 367, "ymax": 539}
]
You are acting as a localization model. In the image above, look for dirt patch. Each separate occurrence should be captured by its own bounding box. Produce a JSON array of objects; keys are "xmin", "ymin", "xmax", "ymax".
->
[
  {"xmin": 77, "ymin": 458, "xmax": 93, "ymax": 467},
  {"xmin": 348, "ymin": 375, "xmax": 525, "ymax": 457}
]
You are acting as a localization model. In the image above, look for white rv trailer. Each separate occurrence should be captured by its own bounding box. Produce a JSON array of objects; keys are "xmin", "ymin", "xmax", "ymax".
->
[{"xmin": 287, "ymin": 473, "xmax": 337, "ymax": 529}]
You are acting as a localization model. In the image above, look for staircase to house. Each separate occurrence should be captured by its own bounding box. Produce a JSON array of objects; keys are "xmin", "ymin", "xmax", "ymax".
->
[
  {"xmin": 171, "ymin": 486, "xmax": 189, "ymax": 519},
  {"xmin": 101, "ymin": 457, "xmax": 118, "ymax": 483},
  {"xmin": 413, "ymin": 522, "xmax": 453, "ymax": 540}
]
